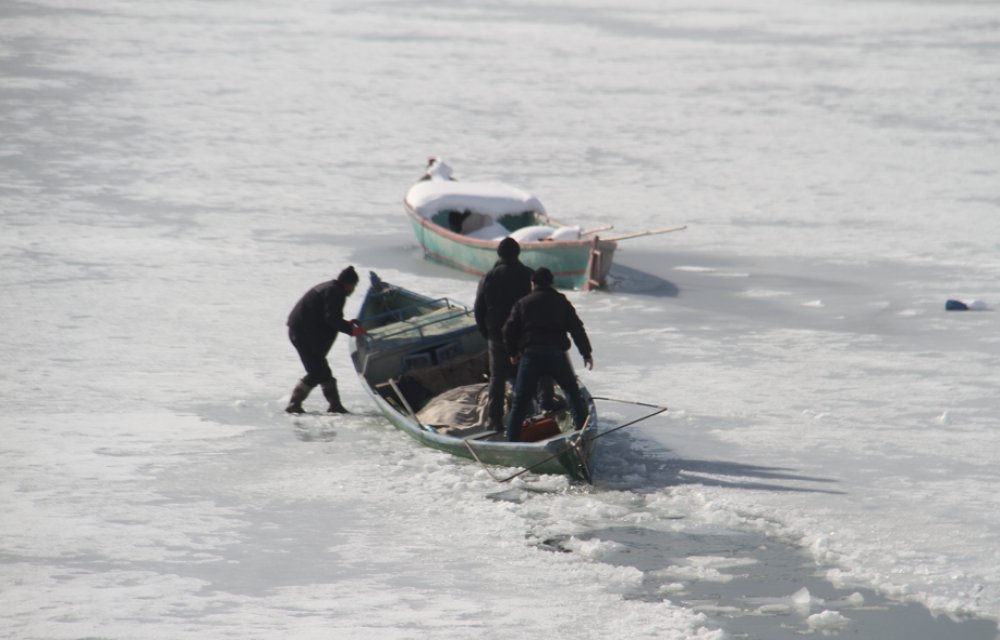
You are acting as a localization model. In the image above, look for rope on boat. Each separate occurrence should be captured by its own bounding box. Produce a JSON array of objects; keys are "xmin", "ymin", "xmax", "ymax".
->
[{"xmin": 468, "ymin": 397, "xmax": 667, "ymax": 484}]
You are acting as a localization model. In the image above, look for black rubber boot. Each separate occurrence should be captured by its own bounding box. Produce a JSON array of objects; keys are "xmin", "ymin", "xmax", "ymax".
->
[
  {"xmin": 285, "ymin": 380, "xmax": 314, "ymax": 414},
  {"xmin": 321, "ymin": 380, "xmax": 349, "ymax": 414}
]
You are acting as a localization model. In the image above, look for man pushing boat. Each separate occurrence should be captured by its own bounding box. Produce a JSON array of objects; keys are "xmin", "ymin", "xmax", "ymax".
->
[{"xmin": 285, "ymin": 266, "xmax": 367, "ymax": 414}]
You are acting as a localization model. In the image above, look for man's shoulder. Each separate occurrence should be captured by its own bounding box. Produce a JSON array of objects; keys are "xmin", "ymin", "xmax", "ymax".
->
[
  {"xmin": 488, "ymin": 260, "xmax": 532, "ymax": 282},
  {"xmin": 316, "ymin": 279, "xmax": 345, "ymax": 298},
  {"xmin": 515, "ymin": 259, "xmax": 534, "ymax": 274},
  {"xmin": 540, "ymin": 287, "xmax": 573, "ymax": 308},
  {"xmin": 523, "ymin": 288, "xmax": 556, "ymax": 304},
  {"xmin": 512, "ymin": 289, "xmax": 538, "ymax": 307}
]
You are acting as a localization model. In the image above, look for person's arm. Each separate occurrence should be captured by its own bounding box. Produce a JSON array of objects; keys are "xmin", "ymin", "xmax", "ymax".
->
[
  {"xmin": 566, "ymin": 303, "xmax": 593, "ymax": 369},
  {"xmin": 473, "ymin": 276, "xmax": 488, "ymax": 337},
  {"xmin": 502, "ymin": 303, "xmax": 523, "ymax": 365},
  {"xmin": 324, "ymin": 287, "xmax": 354, "ymax": 335}
]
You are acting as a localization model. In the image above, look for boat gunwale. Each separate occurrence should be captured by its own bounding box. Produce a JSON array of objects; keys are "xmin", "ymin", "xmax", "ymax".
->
[
  {"xmin": 404, "ymin": 200, "xmax": 618, "ymax": 252},
  {"xmin": 360, "ymin": 300, "xmax": 472, "ymax": 343}
]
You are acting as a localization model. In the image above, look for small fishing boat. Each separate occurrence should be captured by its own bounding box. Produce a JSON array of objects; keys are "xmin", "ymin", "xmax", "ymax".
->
[
  {"xmin": 349, "ymin": 271, "xmax": 600, "ymax": 482},
  {"xmin": 404, "ymin": 158, "xmax": 685, "ymax": 291}
]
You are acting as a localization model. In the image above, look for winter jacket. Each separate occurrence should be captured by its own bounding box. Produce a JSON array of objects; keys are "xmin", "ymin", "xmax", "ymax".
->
[
  {"xmin": 474, "ymin": 258, "xmax": 534, "ymax": 339},
  {"xmin": 503, "ymin": 285, "xmax": 592, "ymax": 358},
  {"xmin": 287, "ymin": 279, "xmax": 353, "ymax": 343}
]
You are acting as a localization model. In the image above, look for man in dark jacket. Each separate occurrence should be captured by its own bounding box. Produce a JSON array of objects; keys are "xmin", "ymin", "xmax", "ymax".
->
[
  {"xmin": 474, "ymin": 237, "xmax": 534, "ymax": 431},
  {"xmin": 285, "ymin": 265, "xmax": 366, "ymax": 414},
  {"xmin": 502, "ymin": 267, "xmax": 594, "ymax": 441}
]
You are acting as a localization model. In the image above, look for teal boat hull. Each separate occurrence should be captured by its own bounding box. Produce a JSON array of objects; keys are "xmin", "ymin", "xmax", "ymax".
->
[{"xmin": 405, "ymin": 204, "xmax": 617, "ymax": 291}]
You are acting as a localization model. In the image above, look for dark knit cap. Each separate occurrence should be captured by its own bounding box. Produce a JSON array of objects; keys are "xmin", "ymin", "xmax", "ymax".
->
[
  {"xmin": 531, "ymin": 267, "xmax": 554, "ymax": 286},
  {"xmin": 497, "ymin": 237, "xmax": 520, "ymax": 258},
  {"xmin": 338, "ymin": 265, "xmax": 359, "ymax": 285}
]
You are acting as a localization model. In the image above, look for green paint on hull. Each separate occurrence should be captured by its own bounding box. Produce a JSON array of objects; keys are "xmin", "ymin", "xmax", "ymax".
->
[{"xmin": 407, "ymin": 210, "xmax": 616, "ymax": 290}]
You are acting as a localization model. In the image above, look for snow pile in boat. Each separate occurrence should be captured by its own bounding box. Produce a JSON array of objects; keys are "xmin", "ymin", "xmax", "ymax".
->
[
  {"xmin": 508, "ymin": 225, "xmax": 582, "ymax": 243},
  {"xmin": 406, "ymin": 178, "xmax": 545, "ymax": 221},
  {"xmin": 465, "ymin": 222, "xmax": 582, "ymax": 242},
  {"xmin": 406, "ymin": 158, "xmax": 582, "ymax": 242}
]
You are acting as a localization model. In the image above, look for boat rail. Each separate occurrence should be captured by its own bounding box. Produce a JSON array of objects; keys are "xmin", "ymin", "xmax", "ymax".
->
[{"xmin": 362, "ymin": 298, "xmax": 473, "ymax": 343}]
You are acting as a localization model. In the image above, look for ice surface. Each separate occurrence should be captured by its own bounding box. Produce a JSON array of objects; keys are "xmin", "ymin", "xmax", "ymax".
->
[{"xmin": 2, "ymin": 0, "xmax": 1000, "ymax": 638}]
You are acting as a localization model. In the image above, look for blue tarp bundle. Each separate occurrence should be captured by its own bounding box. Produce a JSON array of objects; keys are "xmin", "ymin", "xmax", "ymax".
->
[{"xmin": 945, "ymin": 299, "xmax": 969, "ymax": 311}]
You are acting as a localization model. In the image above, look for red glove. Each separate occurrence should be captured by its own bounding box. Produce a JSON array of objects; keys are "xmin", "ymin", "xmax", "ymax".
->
[{"xmin": 350, "ymin": 320, "xmax": 367, "ymax": 337}]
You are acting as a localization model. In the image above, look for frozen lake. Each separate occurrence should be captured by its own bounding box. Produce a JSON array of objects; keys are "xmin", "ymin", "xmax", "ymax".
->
[{"xmin": 2, "ymin": 0, "xmax": 999, "ymax": 638}]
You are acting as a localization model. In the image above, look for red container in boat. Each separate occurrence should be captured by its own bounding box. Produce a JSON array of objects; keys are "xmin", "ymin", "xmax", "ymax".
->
[{"xmin": 521, "ymin": 417, "xmax": 561, "ymax": 442}]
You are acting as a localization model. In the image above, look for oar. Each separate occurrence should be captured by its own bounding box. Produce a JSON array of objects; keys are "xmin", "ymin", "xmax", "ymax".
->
[
  {"xmin": 606, "ymin": 225, "xmax": 687, "ymax": 242},
  {"xmin": 584, "ymin": 397, "xmax": 667, "ymax": 442}
]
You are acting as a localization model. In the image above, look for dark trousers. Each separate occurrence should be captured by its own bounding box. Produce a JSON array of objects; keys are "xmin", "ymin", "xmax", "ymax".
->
[
  {"xmin": 505, "ymin": 346, "xmax": 588, "ymax": 442},
  {"xmin": 289, "ymin": 328, "xmax": 335, "ymax": 387},
  {"xmin": 486, "ymin": 338, "xmax": 516, "ymax": 429}
]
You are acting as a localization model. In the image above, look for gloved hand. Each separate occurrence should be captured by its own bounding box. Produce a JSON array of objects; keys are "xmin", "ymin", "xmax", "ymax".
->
[
  {"xmin": 583, "ymin": 355, "xmax": 594, "ymax": 370},
  {"xmin": 350, "ymin": 320, "xmax": 367, "ymax": 337}
]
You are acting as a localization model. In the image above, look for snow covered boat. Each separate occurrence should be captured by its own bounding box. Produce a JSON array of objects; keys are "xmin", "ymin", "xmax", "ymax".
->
[
  {"xmin": 404, "ymin": 158, "xmax": 619, "ymax": 291},
  {"xmin": 349, "ymin": 271, "xmax": 599, "ymax": 482}
]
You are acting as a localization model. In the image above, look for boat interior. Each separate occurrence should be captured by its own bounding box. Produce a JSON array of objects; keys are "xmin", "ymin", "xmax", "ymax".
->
[
  {"xmin": 354, "ymin": 289, "xmax": 573, "ymax": 442},
  {"xmin": 430, "ymin": 209, "xmax": 550, "ymax": 235}
]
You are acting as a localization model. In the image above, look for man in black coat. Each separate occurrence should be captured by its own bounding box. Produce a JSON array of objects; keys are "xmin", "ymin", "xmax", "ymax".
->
[
  {"xmin": 502, "ymin": 267, "xmax": 594, "ymax": 441},
  {"xmin": 474, "ymin": 238, "xmax": 534, "ymax": 431},
  {"xmin": 285, "ymin": 265, "xmax": 366, "ymax": 414}
]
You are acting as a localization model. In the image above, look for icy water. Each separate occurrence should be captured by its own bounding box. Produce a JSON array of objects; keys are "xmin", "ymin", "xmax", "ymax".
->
[
  {"xmin": 568, "ymin": 526, "xmax": 997, "ymax": 639},
  {"xmin": 496, "ymin": 429, "xmax": 998, "ymax": 639},
  {"xmin": 576, "ymin": 432, "xmax": 997, "ymax": 639},
  {"xmin": 4, "ymin": 0, "xmax": 1000, "ymax": 638}
]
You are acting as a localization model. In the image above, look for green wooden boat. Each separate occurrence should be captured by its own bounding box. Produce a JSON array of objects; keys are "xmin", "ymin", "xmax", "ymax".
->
[
  {"xmin": 404, "ymin": 159, "xmax": 618, "ymax": 291},
  {"xmin": 349, "ymin": 271, "xmax": 599, "ymax": 482}
]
